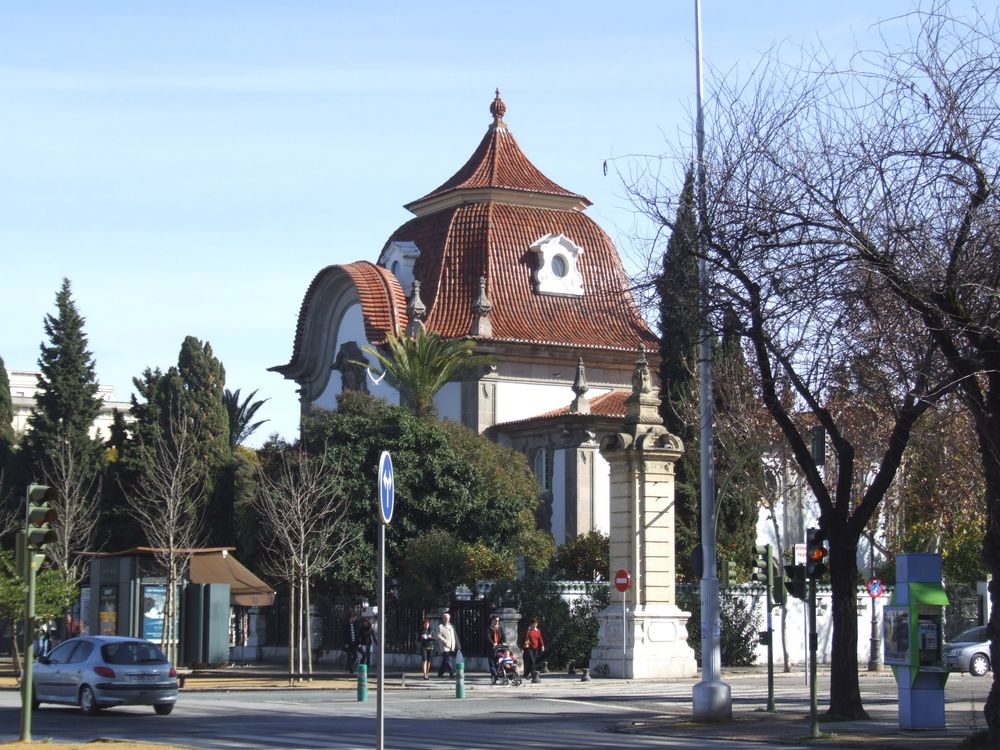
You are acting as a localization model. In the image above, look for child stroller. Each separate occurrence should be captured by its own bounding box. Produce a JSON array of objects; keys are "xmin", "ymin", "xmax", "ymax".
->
[{"xmin": 493, "ymin": 644, "xmax": 522, "ymax": 686}]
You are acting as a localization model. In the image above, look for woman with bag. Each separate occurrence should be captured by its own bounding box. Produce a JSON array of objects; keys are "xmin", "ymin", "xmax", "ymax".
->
[{"xmin": 522, "ymin": 618, "xmax": 545, "ymax": 680}]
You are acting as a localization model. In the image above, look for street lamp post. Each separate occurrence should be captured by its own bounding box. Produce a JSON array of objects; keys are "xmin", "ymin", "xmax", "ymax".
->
[{"xmin": 691, "ymin": 0, "xmax": 731, "ymax": 722}]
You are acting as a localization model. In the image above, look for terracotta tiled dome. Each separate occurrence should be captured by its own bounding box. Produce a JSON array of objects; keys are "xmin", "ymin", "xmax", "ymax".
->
[{"xmin": 389, "ymin": 93, "xmax": 654, "ymax": 352}]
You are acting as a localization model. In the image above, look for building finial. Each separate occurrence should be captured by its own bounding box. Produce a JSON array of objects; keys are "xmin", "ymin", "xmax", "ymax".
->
[
  {"xmin": 471, "ymin": 275, "xmax": 493, "ymax": 337},
  {"xmin": 406, "ymin": 280, "xmax": 426, "ymax": 337},
  {"xmin": 631, "ymin": 344, "xmax": 652, "ymax": 396},
  {"xmin": 490, "ymin": 89, "xmax": 506, "ymax": 124},
  {"xmin": 570, "ymin": 357, "xmax": 590, "ymax": 414}
]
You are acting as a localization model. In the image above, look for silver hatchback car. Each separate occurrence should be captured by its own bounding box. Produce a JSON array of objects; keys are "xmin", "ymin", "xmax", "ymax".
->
[
  {"xmin": 944, "ymin": 626, "xmax": 992, "ymax": 677},
  {"xmin": 33, "ymin": 635, "xmax": 179, "ymax": 715}
]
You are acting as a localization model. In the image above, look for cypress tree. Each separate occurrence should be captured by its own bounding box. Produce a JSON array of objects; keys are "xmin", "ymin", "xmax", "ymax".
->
[
  {"xmin": 712, "ymin": 306, "xmax": 763, "ymax": 571},
  {"xmin": 23, "ymin": 279, "xmax": 104, "ymax": 481},
  {"xmin": 657, "ymin": 169, "xmax": 701, "ymax": 579}
]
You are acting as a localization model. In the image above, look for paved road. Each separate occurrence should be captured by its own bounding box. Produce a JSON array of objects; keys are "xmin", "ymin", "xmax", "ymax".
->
[{"xmin": 0, "ymin": 670, "xmax": 990, "ymax": 749}]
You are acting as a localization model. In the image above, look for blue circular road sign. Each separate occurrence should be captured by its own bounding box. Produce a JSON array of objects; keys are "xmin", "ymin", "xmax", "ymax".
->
[{"xmin": 378, "ymin": 451, "xmax": 394, "ymax": 525}]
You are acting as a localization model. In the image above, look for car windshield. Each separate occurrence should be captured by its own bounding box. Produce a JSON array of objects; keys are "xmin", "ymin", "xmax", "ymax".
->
[
  {"xmin": 101, "ymin": 642, "xmax": 168, "ymax": 665},
  {"xmin": 952, "ymin": 627, "xmax": 988, "ymax": 644}
]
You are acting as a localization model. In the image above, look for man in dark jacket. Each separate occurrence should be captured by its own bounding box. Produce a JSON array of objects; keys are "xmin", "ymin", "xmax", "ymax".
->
[
  {"xmin": 343, "ymin": 614, "xmax": 359, "ymax": 674},
  {"xmin": 485, "ymin": 615, "xmax": 507, "ymax": 684}
]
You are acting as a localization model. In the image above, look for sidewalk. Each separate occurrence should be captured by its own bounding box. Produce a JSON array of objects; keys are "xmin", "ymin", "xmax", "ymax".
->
[{"xmin": 0, "ymin": 661, "xmax": 976, "ymax": 748}]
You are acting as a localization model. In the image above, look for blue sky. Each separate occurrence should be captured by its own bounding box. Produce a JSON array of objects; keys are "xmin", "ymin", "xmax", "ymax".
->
[{"xmin": 0, "ymin": 1, "xmax": 974, "ymax": 446}]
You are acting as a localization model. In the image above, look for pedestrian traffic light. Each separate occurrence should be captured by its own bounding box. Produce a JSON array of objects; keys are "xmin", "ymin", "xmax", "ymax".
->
[
  {"xmin": 806, "ymin": 527, "xmax": 828, "ymax": 579},
  {"xmin": 784, "ymin": 563, "xmax": 807, "ymax": 600},
  {"xmin": 25, "ymin": 484, "xmax": 58, "ymax": 551},
  {"xmin": 750, "ymin": 544, "xmax": 771, "ymax": 584}
]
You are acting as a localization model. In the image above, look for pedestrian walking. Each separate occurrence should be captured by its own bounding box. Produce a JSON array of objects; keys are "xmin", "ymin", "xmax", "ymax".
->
[
  {"xmin": 485, "ymin": 614, "xmax": 507, "ymax": 684},
  {"xmin": 358, "ymin": 616, "xmax": 376, "ymax": 668},
  {"xmin": 417, "ymin": 618, "xmax": 435, "ymax": 680},
  {"xmin": 436, "ymin": 613, "xmax": 460, "ymax": 678},
  {"xmin": 342, "ymin": 613, "xmax": 359, "ymax": 674},
  {"xmin": 522, "ymin": 618, "xmax": 545, "ymax": 680}
]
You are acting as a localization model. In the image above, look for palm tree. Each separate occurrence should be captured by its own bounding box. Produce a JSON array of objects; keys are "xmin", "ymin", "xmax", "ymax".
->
[
  {"xmin": 223, "ymin": 388, "xmax": 269, "ymax": 447},
  {"xmin": 363, "ymin": 330, "xmax": 491, "ymax": 418}
]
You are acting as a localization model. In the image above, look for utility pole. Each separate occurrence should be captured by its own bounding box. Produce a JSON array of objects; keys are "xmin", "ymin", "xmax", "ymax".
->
[{"xmin": 691, "ymin": 0, "xmax": 731, "ymax": 722}]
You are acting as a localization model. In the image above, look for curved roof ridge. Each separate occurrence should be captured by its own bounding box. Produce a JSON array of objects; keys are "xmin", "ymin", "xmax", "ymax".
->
[{"xmin": 404, "ymin": 92, "xmax": 590, "ymax": 215}]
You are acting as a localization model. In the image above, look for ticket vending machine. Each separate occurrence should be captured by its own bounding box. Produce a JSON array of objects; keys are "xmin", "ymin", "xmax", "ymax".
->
[{"xmin": 883, "ymin": 553, "xmax": 949, "ymax": 729}]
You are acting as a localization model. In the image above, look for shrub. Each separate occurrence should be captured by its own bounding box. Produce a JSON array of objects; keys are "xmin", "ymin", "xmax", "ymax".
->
[{"xmin": 678, "ymin": 584, "xmax": 761, "ymax": 667}]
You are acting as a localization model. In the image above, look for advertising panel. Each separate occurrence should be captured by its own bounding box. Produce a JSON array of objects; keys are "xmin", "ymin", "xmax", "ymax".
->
[
  {"xmin": 883, "ymin": 605, "xmax": 910, "ymax": 665},
  {"xmin": 98, "ymin": 585, "xmax": 117, "ymax": 635},
  {"xmin": 142, "ymin": 584, "xmax": 167, "ymax": 641}
]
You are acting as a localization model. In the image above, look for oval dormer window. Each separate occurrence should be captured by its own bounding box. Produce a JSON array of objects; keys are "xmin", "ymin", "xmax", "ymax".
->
[
  {"xmin": 551, "ymin": 254, "xmax": 568, "ymax": 278},
  {"xmin": 529, "ymin": 233, "xmax": 584, "ymax": 297}
]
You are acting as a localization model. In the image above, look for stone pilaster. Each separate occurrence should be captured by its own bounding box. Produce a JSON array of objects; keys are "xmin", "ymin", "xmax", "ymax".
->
[{"xmin": 589, "ymin": 347, "xmax": 696, "ymax": 679}]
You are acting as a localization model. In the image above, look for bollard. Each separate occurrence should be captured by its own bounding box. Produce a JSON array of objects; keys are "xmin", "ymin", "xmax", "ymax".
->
[
  {"xmin": 357, "ymin": 664, "xmax": 368, "ymax": 702},
  {"xmin": 455, "ymin": 661, "xmax": 465, "ymax": 699},
  {"xmin": 580, "ymin": 668, "xmax": 591, "ymax": 682}
]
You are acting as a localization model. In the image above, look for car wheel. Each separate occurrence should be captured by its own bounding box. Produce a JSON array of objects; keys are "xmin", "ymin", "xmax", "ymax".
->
[
  {"xmin": 31, "ymin": 687, "xmax": 39, "ymax": 711},
  {"xmin": 970, "ymin": 653, "xmax": 990, "ymax": 677},
  {"xmin": 79, "ymin": 685, "xmax": 100, "ymax": 715},
  {"xmin": 154, "ymin": 703, "xmax": 174, "ymax": 716}
]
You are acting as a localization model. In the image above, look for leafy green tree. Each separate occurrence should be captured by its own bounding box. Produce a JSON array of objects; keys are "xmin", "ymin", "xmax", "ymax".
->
[
  {"xmin": 298, "ymin": 391, "xmax": 550, "ymax": 599},
  {"xmin": 550, "ymin": 532, "xmax": 609, "ymax": 581},
  {"xmin": 0, "ymin": 354, "xmax": 14, "ymax": 518},
  {"xmin": 0, "ymin": 550, "xmax": 78, "ymax": 671},
  {"xmin": 0, "ymin": 354, "xmax": 13, "ymax": 449},
  {"xmin": 363, "ymin": 329, "xmax": 491, "ymax": 418},
  {"xmin": 397, "ymin": 529, "xmax": 472, "ymax": 608},
  {"xmin": 223, "ymin": 388, "xmax": 269, "ymax": 448},
  {"xmin": 122, "ymin": 336, "xmax": 232, "ymax": 548}
]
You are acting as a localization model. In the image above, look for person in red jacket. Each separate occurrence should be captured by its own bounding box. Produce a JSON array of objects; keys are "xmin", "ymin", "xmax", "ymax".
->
[{"xmin": 522, "ymin": 618, "xmax": 545, "ymax": 680}]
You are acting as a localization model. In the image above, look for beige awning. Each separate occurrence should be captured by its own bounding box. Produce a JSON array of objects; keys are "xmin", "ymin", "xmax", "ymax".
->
[{"xmin": 189, "ymin": 551, "xmax": 275, "ymax": 607}]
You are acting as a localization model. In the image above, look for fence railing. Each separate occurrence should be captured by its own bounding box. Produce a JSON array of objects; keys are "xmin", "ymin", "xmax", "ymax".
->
[{"xmin": 260, "ymin": 598, "xmax": 493, "ymax": 658}]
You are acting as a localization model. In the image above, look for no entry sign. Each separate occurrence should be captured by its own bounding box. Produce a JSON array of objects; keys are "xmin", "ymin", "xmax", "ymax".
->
[{"xmin": 614, "ymin": 569, "xmax": 631, "ymax": 592}]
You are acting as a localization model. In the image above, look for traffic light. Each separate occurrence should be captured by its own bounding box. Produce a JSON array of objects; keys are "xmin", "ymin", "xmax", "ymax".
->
[
  {"xmin": 25, "ymin": 484, "xmax": 58, "ymax": 551},
  {"xmin": 720, "ymin": 559, "xmax": 737, "ymax": 588},
  {"xmin": 784, "ymin": 563, "xmax": 807, "ymax": 600},
  {"xmin": 772, "ymin": 566, "xmax": 788, "ymax": 607},
  {"xmin": 810, "ymin": 426, "xmax": 826, "ymax": 465},
  {"xmin": 806, "ymin": 527, "xmax": 828, "ymax": 579},
  {"xmin": 750, "ymin": 544, "xmax": 770, "ymax": 584}
]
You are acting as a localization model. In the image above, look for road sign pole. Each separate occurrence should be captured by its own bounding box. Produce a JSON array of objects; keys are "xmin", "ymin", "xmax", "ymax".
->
[
  {"xmin": 375, "ymin": 451, "xmax": 394, "ymax": 750},
  {"xmin": 808, "ymin": 575, "xmax": 819, "ymax": 739},
  {"xmin": 613, "ymin": 569, "xmax": 631, "ymax": 667},
  {"xmin": 765, "ymin": 545, "xmax": 774, "ymax": 712},
  {"xmin": 376, "ymin": 521, "xmax": 385, "ymax": 750}
]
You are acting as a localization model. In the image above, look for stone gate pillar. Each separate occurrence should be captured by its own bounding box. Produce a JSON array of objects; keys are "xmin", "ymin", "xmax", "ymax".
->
[{"xmin": 589, "ymin": 349, "xmax": 697, "ymax": 679}]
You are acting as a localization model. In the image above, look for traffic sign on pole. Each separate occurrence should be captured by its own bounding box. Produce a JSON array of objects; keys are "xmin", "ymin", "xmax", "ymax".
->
[
  {"xmin": 614, "ymin": 569, "xmax": 631, "ymax": 592},
  {"xmin": 867, "ymin": 578, "xmax": 884, "ymax": 598},
  {"xmin": 378, "ymin": 451, "xmax": 394, "ymax": 525}
]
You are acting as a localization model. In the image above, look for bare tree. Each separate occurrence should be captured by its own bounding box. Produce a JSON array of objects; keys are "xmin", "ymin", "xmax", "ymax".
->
[
  {"xmin": 628, "ymin": 26, "xmax": 959, "ymax": 717},
  {"xmin": 635, "ymin": 3, "xmax": 1000, "ymax": 733},
  {"xmin": 42, "ymin": 425, "xmax": 101, "ymax": 587},
  {"xmin": 126, "ymin": 407, "xmax": 205, "ymax": 665},
  {"xmin": 255, "ymin": 443, "xmax": 360, "ymax": 681}
]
